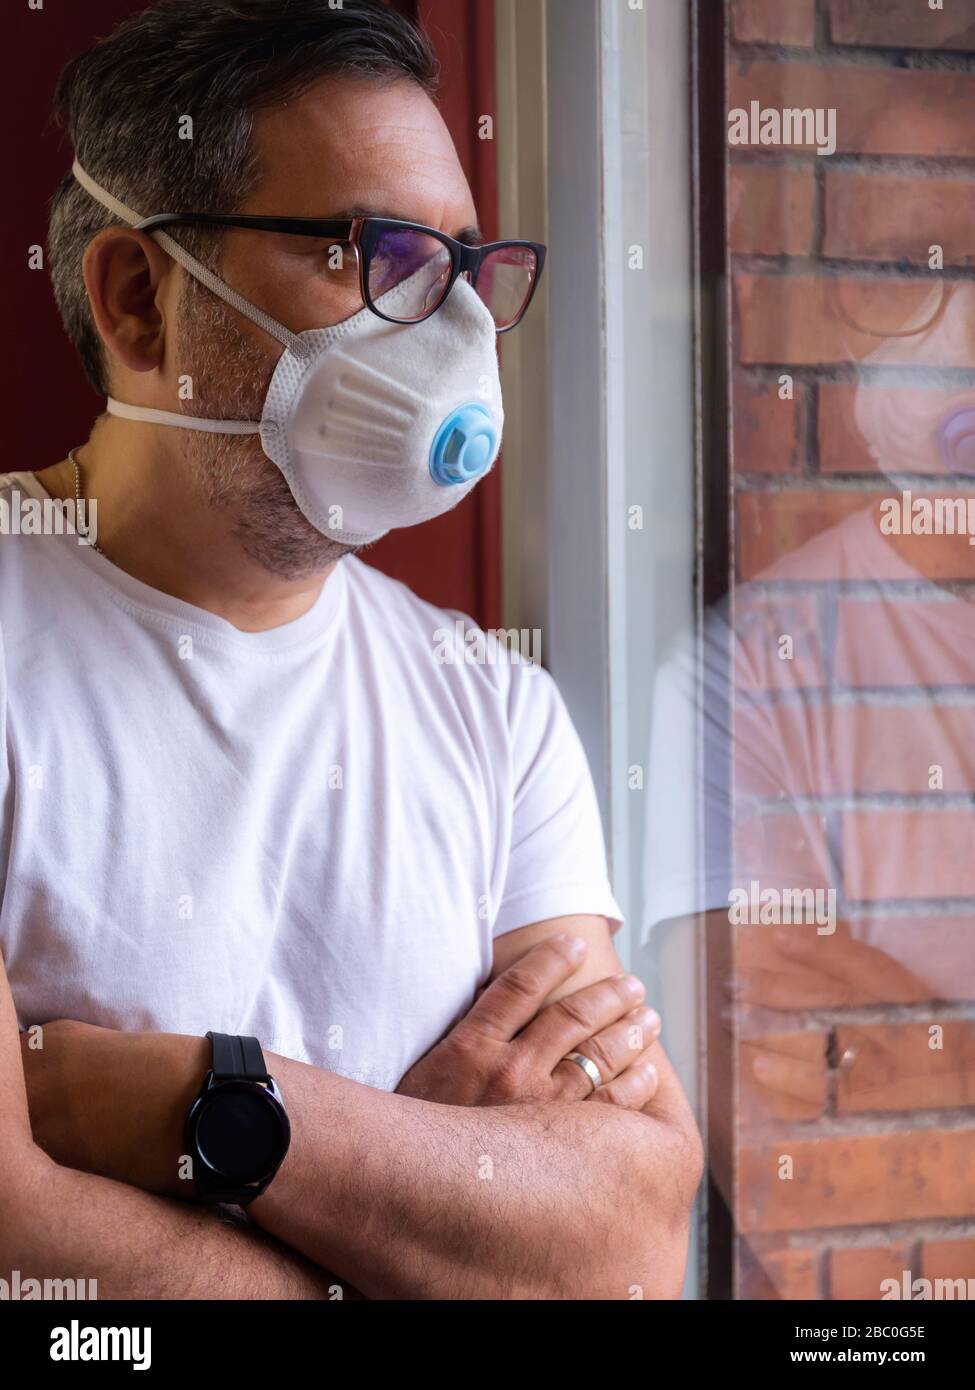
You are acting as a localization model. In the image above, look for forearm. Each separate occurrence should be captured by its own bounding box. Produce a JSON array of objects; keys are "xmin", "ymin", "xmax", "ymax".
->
[
  {"xmin": 1, "ymin": 1151, "xmax": 353, "ymax": 1301},
  {"xmin": 12, "ymin": 932, "xmax": 700, "ymax": 1299},
  {"xmin": 1, "ymin": 954, "xmax": 349, "ymax": 1301},
  {"xmin": 250, "ymin": 1051, "xmax": 698, "ymax": 1300}
]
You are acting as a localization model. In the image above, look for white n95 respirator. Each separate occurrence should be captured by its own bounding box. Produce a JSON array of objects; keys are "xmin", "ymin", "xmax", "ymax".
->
[{"xmin": 72, "ymin": 161, "xmax": 504, "ymax": 547}]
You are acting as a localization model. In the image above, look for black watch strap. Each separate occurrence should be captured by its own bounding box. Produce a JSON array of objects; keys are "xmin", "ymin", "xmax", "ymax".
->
[{"xmin": 206, "ymin": 1031, "xmax": 270, "ymax": 1083}]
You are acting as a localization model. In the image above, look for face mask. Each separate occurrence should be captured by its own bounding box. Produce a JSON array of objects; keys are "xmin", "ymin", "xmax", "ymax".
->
[
  {"xmin": 850, "ymin": 309, "xmax": 975, "ymax": 481},
  {"xmin": 72, "ymin": 161, "xmax": 504, "ymax": 546}
]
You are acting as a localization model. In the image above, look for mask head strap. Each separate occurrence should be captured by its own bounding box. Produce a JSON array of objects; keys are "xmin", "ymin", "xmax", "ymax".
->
[
  {"xmin": 71, "ymin": 159, "xmax": 305, "ymax": 358},
  {"xmin": 104, "ymin": 397, "xmax": 260, "ymax": 435}
]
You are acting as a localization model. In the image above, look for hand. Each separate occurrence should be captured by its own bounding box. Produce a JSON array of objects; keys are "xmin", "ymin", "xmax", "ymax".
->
[
  {"xmin": 732, "ymin": 922, "xmax": 929, "ymax": 1011},
  {"xmin": 727, "ymin": 924, "xmax": 928, "ymax": 1117},
  {"xmin": 21, "ymin": 1019, "xmax": 208, "ymax": 1198},
  {"xmin": 396, "ymin": 934, "xmax": 661, "ymax": 1108}
]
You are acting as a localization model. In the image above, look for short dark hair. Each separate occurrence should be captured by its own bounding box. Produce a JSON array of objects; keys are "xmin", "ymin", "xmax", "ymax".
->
[{"xmin": 48, "ymin": 0, "xmax": 440, "ymax": 396}]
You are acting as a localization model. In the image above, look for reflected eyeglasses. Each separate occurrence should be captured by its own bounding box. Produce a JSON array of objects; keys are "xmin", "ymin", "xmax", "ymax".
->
[{"xmin": 135, "ymin": 212, "xmax": 547, "ymax": 332}]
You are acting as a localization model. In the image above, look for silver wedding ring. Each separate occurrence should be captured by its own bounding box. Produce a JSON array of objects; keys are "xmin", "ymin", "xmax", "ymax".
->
[{"xmin": 562, "ymin": 1051, "xmax": 603, "ymax": 1092}]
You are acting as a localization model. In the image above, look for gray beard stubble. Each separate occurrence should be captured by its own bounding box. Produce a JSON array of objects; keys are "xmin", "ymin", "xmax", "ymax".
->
[{"xmin": 175, "ymin": 274, "xmax": 358, "ymax": 580}]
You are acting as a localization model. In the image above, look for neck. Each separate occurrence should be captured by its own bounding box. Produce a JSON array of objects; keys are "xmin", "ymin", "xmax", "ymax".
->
[
  {"xmin": 874, "ymin": 497, "xmax": 975, "ymax": 598},
  {"xmin": 39, "ymin": 420, "xmax": 332, "ymax": 633}
]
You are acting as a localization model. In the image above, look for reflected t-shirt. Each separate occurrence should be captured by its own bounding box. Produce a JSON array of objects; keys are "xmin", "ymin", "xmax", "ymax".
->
[{"xmin": 643, "ymin": 504, "xmax": 974, "ymax": 1000}]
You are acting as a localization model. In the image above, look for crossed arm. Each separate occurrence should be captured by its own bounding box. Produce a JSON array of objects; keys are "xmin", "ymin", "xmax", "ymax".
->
[
  {"xmin": 0, "ymin": 943, "xmax": 341, "ymax": 1300},
  {"xmin": 2, "ymin": 916, "xmax": 703, "ymax": 1300}
]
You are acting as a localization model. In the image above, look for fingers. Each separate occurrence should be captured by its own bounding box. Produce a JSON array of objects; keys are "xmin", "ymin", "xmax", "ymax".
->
[
  {"xmin": 732, "ymin": 927, "xmax": 928, "ymax": 1010},
  {"xmin": 456, "ymin": 934, "xmax": 589, "ymax": 1043},
  {"xmin": 746, "ymin": 1045, "xmax": 825, "ymax": 1105},
  {"xmin": 551, "ymin": 1005, "xmax": 661, "ymax": 1099},
  {"xmin": 516, "ymin": 971, "xmax": 648, "ymax": 1071},
  {"xmin": 730, "ymin": 963, "xmax": 844, "ymax": 1010},
  {"xmin": 589, "ymin": 1048, "xmax": 659, "ymax": 1109},
  {"xmin": 771, "ymin": 928, "xmax": 928, "ymax": 1001}
]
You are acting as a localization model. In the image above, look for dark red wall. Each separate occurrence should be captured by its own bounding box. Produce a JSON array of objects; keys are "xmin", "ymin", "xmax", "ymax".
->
[
  {"xmin": 376, "ymin": 0, "xmax": 500, "ymax": 625},
  {"xmin": 6, "ymin": 0, "xmax": 499, "ymax": 627}
]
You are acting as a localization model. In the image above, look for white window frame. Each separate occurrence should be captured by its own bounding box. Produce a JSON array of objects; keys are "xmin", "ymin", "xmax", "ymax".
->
[{"xmin": 495, "ymin": 0, "xmax": 702, "ymax": 1297}]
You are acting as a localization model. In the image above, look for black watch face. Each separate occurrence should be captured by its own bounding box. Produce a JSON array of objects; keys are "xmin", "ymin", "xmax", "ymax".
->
[{"xmin": 196, "ymin": 1083, "xmax": 286, "ymax": 1182}]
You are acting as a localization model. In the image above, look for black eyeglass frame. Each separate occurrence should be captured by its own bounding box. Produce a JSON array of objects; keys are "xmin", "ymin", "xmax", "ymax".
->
[{"xmin": 135, "ymin": 212, "xmax": 547, "ymax": 332}]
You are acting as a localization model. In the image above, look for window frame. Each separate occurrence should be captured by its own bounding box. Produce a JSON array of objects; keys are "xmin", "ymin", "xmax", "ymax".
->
[{"xmin": 495, "ymin": 0, "xmax": 706, "ymax": 1298}]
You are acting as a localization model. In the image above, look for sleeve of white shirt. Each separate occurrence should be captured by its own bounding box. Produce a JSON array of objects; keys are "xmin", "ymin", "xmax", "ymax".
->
[{"xmin": 492, "ymin": 660, "xmax": 623, "ymax": 938}]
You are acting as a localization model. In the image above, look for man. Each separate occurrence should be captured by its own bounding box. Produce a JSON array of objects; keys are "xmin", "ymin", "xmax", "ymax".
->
[{"xmin": 0, "ymin": 0, "xmax": 701, "ymax": 1299}]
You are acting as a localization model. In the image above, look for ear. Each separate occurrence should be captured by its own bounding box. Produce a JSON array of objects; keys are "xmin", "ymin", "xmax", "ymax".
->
[{"xmin": 82, "ymin": 227, "xmax": 178, "ymax": 378}]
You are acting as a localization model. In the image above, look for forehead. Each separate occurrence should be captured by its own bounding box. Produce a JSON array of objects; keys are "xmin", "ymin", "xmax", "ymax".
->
[{"xmin": 245, "ymin": 76, "xmax": 475, "ymax": 226}]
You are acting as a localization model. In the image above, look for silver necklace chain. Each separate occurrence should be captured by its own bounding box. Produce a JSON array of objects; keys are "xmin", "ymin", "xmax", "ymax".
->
[{"xmin": 70, "ymin": 447, "xmax": 104, "ymax": 556}]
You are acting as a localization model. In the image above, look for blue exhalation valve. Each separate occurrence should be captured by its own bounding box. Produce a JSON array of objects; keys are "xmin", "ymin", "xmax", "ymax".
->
[{"xmin": 429, "ymin": 403, "xmax": 499, "ymax": 486}]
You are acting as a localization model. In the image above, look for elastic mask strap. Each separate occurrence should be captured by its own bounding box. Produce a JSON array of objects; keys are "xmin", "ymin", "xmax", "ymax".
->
[
  {"xmin": 71, "ymin": 159, "xmax": 306, "ymax": 358},
  {"xmin": 106, "ymin": 398, "xmax": 261, "ymax": 435}
]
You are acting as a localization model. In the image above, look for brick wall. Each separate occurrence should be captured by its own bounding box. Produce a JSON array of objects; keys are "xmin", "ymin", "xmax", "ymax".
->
[{"xmin": 725, "ymin": 0, "xmax": 975, "ymax": 1300}]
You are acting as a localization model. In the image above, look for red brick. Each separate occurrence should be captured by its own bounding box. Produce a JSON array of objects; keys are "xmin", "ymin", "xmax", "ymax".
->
[
  {"xmin": 860, "ymin": 920, "xmax": 975, "ymax": 1003},
  {"xmin": 727, "ymin": 63, "xmax": 975, "ymax": 157},
  {"xmin": 732, "ymin": 0, "xmax": 816, "ymax": 47},
  {"xmin": 731, "ymin": 592, "xmax": 824, "ymax": 687},
  {"xmin": 836, "ymin": 1022, "xmax": 975, "ymax": 1113},
  {"xmin": 730, "ymin": 164, "xmax": 815, "ymax": 257},
  {"xmin": 831, "ymin": 706, "xmax": 975, "ymax": 796},
  {"xmin": 827, "ymin": 0, "xmax": 975, "ymax": 51},
  {"xmin": 818, "ymin": 383, "xmax": 964, "ymax": 475},
  {"xmin": 921, "ymin": 1238, "xmax": 975, "ymax": 1283},
  {"xmin": 824, "ymin": 171, "xmax": 975, "ymax": 265},
  {"xmin": 738, "ymin": 1244, "xmax": 820, "ymax": 1299},
  {"xmin": 738, "ymin": 1128, "xmax": 975, "ymax": 1232},
  {"xmin": 735, "ymin": 273, "xmax": 975, "ymax": 369},
  {"xmin": 830, "ymin": 1245, "xmax": 913, "ymax": 1301},
  {"xmin": 733, "ymin": 702, "xmax": 975, "ymax": 800},
  {"xmin": 734, "ymin": 375, "xmax": 805, "ymax": 465},
  {"xmin": 835, "ymin": 597, "xmax": 975, "ymax": 686},
  {"xmin": 736, "ymin": 491, "xmax": 881, "ymax": 580},
  {"xmin": 843, "ymin": 809, "xmax": 975, "ymax": 901},
  {"xmin": 734, "ymin": 376, "xmax": 803, "ymax": 474},
  {"xmin": 734, "ymin": 810, "xmax": 831, "ymax": 890},
  {"xmin": 739, "ymin": 1030, "xmax": 828, "ymax": 1126},
  {"xmin": 867, "ymin": 512, "xmax": 975, "ymax": 582}
]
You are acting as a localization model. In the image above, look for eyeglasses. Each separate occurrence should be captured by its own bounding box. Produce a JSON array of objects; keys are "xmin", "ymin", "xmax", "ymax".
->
[
  {"xmin": 135, "ymin": 212, "xmax": 546, "ymax": 333},
  {"xmin": 826, "ymin": 275, "xmax": 952, "ymax": 342}
]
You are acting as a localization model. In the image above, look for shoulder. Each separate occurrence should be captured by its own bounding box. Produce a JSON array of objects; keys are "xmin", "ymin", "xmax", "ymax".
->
[
  {"xmin": 0, "ymin": 471, "xmax": 46, "ymax": 500},
  {"xmin": 340, "ymin": 555, "xmax": 554, "ymax": 710},
  {"xmin": 340, "ymin": 555, "xmax": 459, "ymax": 637},
  {"xmin": 0, "ymin": 471, "xmax": 33, "ymax": 519},
  {"xmin": 0, "ymin": 474, "xmax": 44, "ymax": 588}
]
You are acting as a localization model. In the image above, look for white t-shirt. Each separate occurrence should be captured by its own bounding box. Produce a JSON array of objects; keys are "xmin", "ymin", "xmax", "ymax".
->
[
  {"xmin": 0, "ymin": 471, "xmax": 620, "ymax": 1089},
  {"xmin": 642, "ymin": 504, "xmax": 973, "ymax": 1000}
]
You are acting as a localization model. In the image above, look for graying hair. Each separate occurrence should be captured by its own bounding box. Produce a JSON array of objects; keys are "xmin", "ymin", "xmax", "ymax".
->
[{"xmin": 47, "ymin": 0, "xmax": 439, "ymax": 395}]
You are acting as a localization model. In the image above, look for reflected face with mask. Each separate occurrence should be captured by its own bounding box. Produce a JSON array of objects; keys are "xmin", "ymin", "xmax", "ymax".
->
[
  {"xmin": 846, "ymin": 276, "xmax": 975, "ymax": 476},
  {"xmin": 832, "ymin": 98, "xmax": 975, "ymax": 576},
  {"xmin": 69, "ymin": 74, "xmax": 511, "ymax": 586}
]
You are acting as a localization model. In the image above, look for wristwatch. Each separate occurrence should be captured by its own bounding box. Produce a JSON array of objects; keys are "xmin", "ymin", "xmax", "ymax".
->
[{"xmin": 184, "ymin": 1032, "xmax": 291, "ymax": 1206}]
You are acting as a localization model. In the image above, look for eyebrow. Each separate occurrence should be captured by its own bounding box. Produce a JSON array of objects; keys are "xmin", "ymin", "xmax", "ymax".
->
[{"xmin": 329, "ymin": 207, "xmax": 485, "ymax": 246}]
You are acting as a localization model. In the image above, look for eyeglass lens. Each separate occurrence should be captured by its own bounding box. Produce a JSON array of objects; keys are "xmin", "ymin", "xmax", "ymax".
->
[{"xmin": 368, "ymin": 224, "xmax": 536, "ymax": 328}]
